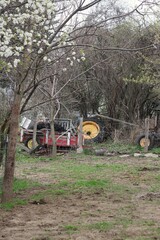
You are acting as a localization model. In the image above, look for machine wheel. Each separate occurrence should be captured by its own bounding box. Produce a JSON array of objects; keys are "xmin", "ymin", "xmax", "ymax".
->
[
  {"xmin": 135, "ymin": 134, "xmax": 155, "ymax": 150},
  {"xmin": 24, "ymin": 137, "xmax": 39, "ymax": 150},
  {"xmin": 82, "ymin": 117, "xmax": 106, "ymax": 143}
]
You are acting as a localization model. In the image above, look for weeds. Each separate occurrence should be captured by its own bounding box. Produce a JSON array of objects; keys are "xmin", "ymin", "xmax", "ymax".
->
[
  {"xmin": 64, "ymin": 225, "xmax": 79, "ymax": 233},
  {"xmin": 13, "ymin": 178, "xmax": 41, "ymax": 192},
  {"xmin": 87, "ymin": 221, "xmax": 113, "ymax": 231},
  {"xmin": 0, "ymin": 198, "xmax": 27, "ymax": 210}
]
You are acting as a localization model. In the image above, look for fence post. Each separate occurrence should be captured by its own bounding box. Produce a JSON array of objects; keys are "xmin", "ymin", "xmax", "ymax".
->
[
  {"xmin": 77, "ymin": 117, "xmax": 83, "ymax": 153},
  {"xmin": 32, "ymin": 116, "xmax": 38, "ymax": 150},
  {"xmin": 144, "ymin": 117, "xmax": 149, "ymax": 152}
]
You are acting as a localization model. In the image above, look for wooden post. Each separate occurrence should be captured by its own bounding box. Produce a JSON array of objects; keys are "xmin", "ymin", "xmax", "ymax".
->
[
  {"xmin": 32, "ymin": 115, "xmax": 38, "ymax": 150},
  {"xmin": 114, "ymin": 129, "xmax": 120, "ymax": 143},
  {"xmin": 77, "ymin": 117, "xmax": 83, "ymax": 153},
  {"xmin": 144, "ymin": 117, "xmax": 149, "ymax": 152},
  {"xmin": 50, "ymin": 102, "xmax": 57, "ymax": 157},
  {"xmin": 50, "ymin": 76, "xmax": 57, "ymax": 157}
]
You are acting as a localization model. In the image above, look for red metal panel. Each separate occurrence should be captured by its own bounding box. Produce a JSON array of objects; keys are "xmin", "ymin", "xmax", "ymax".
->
[{"xmin": 21, "ymin": 128, "xmax": 78, "ymax": 148}]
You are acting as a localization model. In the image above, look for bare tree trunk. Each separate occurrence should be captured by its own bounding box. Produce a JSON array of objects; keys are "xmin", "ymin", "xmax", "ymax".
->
[
  {"xmin": 0, "ymin": 117, "xmax": 9, "ymax": 166},
  {"xmin": 1, "ymin": 93, "xmax": 21, "ymax": 203},
  {"xmin": 0, "ymin": 132, "xmax": 5, "ymax": 166}
]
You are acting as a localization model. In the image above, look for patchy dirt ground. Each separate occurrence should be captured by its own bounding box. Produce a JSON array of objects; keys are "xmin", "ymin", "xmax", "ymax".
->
[{"xmin": 0, "ymin": 153, "xmax": 160, "ymax": 240}]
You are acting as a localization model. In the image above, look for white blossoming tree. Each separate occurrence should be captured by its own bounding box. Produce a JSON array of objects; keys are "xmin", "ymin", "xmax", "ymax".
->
[{"xmin": 0, "ymin": 0, "xmax": 102, "ymax": 202}]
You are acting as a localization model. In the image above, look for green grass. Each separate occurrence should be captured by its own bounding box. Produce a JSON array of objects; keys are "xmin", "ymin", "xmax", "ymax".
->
[
  {"xmin": 142, "ymin": 220, "xmax": 155, "ymax": 226},
  {"xmin": 156, "ymin": 227, "xmax": 160, "ymax": 234},
  {"xmin": 92, "ymin": 142, "xmax": 160, "ymax": 155},
  {"xmin": 87, "ymin": 221, "xmax": 114, "ymax": 231},
  {"xmin": 14, "ymin": 150, "xmax": 137, "ymax": 203},
  {"xmin": 0, "ymin": 177, "xmax": 42, "ymax": 209},
  {"xmin": 0, "ymin": 198, "xmax": 27, "ymax": 210},
  {"xmin": 1, "ymin": 145, "xmax": 160, "ymax": 239},
  {"xmin": 63, "ymin": 221, "xmax": 113, "ymax": 234},
  {"xmin": 73, "ymin": 179, "xmax": 110, "ymax": 188},
  {"xmin": 29, "ymin": 177, "xmax": 133, "ymax": 204},
  {"xmin": 19, "ymin": 156, "xmax": 130, "ymax": 182},
  {"xmin": 0, "ymin": 145, "xmax": 146, "ymax": 208},
  {"xmin": 64, "ymin": 224, "xmax": 79, "ymax": 233},
  {"xmin": 0, "ymin": 178, "xmax": 41, "ymax": 195},
  {"xmin": 13, "ymin": 178, "xmax": 41, "ymax": 192},
  {"xmin": 95, "ymin": 163, "xmax": 129, "ymax": 172},
  {"xmin": 16, "ymin": 148, "xmax": 60, "ymax": 163},
  {"xmin": 94, "ymin": 142, "xmax": 142, "ymax": 154},
  {"xmin": 56, "ymin": 178, "xmax": 129, "ymax": 194},
  {"xmin": 148, "ymin": 183, "xmax": 160, "ymax": 193},
  {"xmin": 155, "ymin": 174, "xmax": 160, "ymax": 181},
  {"xmin": 150, "ymin": 147, "xmax": 160, "ymax": 154},
  {"xmin": 30, "ymin": 189, "xmax": 67, "ymax": 202}
]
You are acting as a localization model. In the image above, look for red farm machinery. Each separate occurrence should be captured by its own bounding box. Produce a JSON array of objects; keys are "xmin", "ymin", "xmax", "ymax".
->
[{"xmin": 20, "ymin": 118, "xmax": 79, "ymax": 153}]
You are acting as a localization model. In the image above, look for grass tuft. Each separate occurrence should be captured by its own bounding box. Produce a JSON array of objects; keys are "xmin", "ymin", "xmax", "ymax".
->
[
  {"xmin": 0, "ymin": 198, "xmax": 27, "ymax": 210},
  {"xmin": 74, "ymin": 179, "xmax": 110, "ymax": 188},
  {"xmin": 13, "ymin": 178, "xmax": 41, "ymax": 193},
  {"xmin": 87, "ymin": 221, "xmax": 113, "ymax": 231},
  {"xmin": 64, "ymin": 224, "xmax": 79, "ymax": 234}
]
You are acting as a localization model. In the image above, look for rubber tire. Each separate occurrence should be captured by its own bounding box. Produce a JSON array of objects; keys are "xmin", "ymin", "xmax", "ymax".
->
[
  {"xmin": 82, "ymin": 117, "xmax": 106, "ymax": 143},
  {"xmin": 24, "ymin": 137, "xmax": 40, "ymax": 150},
  {"xmin": 29, "ymin": 122, "xmax": 50, "ymax": 130},
  {"xmin": 135, "ymin": 134, "xmax": 155, "ymax": 150}
]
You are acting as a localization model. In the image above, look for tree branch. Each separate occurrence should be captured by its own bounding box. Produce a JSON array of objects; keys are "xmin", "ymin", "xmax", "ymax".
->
[{"xmin": 48, "ymin": 0, "xmax": 102, "ymax": 45}]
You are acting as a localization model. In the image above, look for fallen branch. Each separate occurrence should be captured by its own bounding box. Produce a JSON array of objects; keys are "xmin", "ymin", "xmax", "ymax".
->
[
  {"xmin": 96, "ymin": 114, "xmax": 139, "ymax": 127},
  {"xmin": 17, "ymin": 143, "xmax": 31, "ymax": 153}
]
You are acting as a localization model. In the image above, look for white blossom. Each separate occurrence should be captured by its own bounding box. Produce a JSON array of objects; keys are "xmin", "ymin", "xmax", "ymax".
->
[
  {"xmin": 81, "ymin": 56, "xmax": 86, "ymax": 61},
  {"xmin": 14, "ymin": 52, "xmax": 20, "ymax": 56},
  {"xmin": 4, "ymin": 48, "xmax": 13, "ymax": 57},
  {"xmin": 13, "ymin": 59, "xmax": 20, "ymax": 68},
  {"xmin": 0, "ymin": 0, "xmax": 55, "ymax": 63},
  {"xmin": 70, "ymin": 61, "xmax": 73, "ymax": 66},
  {"xmin": 7, "ymin": 63, "xmax": 12, "ymax": 69},
  {"xmin": 43, "ymin": 56, "xmax": 47, "ymax": 61},
  {"xmin": 38, "ymin": 48, "xmax": 43, "ymax": 54}
]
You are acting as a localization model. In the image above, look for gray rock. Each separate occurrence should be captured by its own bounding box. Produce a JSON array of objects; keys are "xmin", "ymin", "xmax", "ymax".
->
[
  {"xmin": 134, "ymin": 153, "xmax": 144, "ymax": 157},
  {"xmin": 95, "ymin": 149, "xmax": 105, "ymax": 156},
  {"xmin": 120, "ymin": 154, "xmax": 130, "ymax": 158},
  {"xmin": 144, "ymin": 153, "xmax": 159, "ymax": 158}
]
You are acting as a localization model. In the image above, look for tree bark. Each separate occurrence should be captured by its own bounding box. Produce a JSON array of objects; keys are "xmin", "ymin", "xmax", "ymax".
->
[
  {"xmin": 0, "ymin": 116, "xmax": 10, "ymax": 166},
  {"xmin": 1, "ymin": 93, "xmax": 21, "ymax": 203},
  {"xmin": 0, "ymin": 133, "xmax": 4, "ymax": 166}
]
